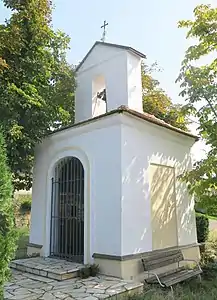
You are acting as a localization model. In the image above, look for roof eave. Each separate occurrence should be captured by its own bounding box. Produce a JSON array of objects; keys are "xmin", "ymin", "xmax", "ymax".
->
[
  {"xmin": 49, "ymin": 107, "xmax": 199, "ymax": 142},
  {"xmin": 118, "ymin": 107, "xmax": 199, "ymax": 141},
  {"xmin": 75, "ymin": 41, "xmax": 146, "ymax": 72}
]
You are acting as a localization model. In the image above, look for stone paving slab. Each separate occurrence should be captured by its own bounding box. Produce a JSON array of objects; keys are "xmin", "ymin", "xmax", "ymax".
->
[
  {"xmin": 10, "ymin": 257, "xmax": 83, "ymax": 281},
  {"xmin": 4, "ymin": 270, "xmax": 143, "ymax": 299}
]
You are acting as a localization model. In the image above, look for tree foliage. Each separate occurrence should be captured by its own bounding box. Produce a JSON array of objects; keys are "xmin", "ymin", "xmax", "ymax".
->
[
  {"xmin": 196, "ymin": 214, "xmax": 209, "ymax": 243},
  {"xmin": 177, "ymin": 4, "xmax": 217, "ymax": 211},
  {"xmin": 142, "ymin": 63, "xmax": 188, "ymax": 130},
  {"xmin": 0, "ymin": 131, "xmax": 17, "ymax": 298},
  {"xmin": 0, "ymin": 0, "xmax": 75, "ymax": 190}
]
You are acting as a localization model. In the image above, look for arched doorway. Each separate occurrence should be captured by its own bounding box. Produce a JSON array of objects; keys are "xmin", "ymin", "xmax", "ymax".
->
[{"xmin": 50, "ymin": 157, "xmax": 84, "ymax": 263}]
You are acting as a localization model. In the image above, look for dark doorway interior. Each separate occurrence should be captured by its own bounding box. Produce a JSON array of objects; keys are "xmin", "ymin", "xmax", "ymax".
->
[{"xmin": 50, "ymin": 157, "xmax": 84, "ymax": 263}]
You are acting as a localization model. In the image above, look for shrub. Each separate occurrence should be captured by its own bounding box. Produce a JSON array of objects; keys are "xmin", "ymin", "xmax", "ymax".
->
[
  {"xmin": 196, "ymin": 214, "xmax": 209, "ymax": 243},
  {"xmin": 14, "ymin": 194, "xmax": 32, "ymax": 212},
  {"xmin": 0, "ymin": 132, "xmax": 18, "ymax": 297},
  {"xmin": 20, "ymin": 197, "xmax": 31, "ymax": 212},
  {"xmin": 79, "ymin": 265, "xmax": 91, "ymax": 279},
  {"xmin": 200, "ymin": 231, "xmax": 217, "ymax": 264},
  {"xmin": 79, "ymin": 264, "xmax": 100, "ymax": 278},
  {"xmin": 89, "ymin": 264, "xmax": 100, "ymax": 277},
  {"xmin": 13, "ymin": 194, "xmax": 32, "ymax": 228}
]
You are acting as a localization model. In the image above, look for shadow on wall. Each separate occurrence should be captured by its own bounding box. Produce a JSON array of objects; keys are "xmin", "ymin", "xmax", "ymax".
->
[
  {"xmin": 150, "ymin": 164, "xmax": 178, "ymax": 250},
  {"xmin": 175, "ymin": 154, "xmax": 195, "ymax": 246},
  {"xmin": 121, "ymin": 146, "xmax": 195, "ymax": 253},
  {"xmin": 150, "ymin": 154, "xmax": 195, "ymax": 249}
]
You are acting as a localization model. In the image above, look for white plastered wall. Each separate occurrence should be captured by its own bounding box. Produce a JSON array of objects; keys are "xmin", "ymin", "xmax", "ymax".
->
[
  {"xmin": 29, "ymin": 115, "xmax": 122, "ymax": 263},
  {"xmin": 120, "ymin": 114, "xmax": 197, "ymax": 256}
]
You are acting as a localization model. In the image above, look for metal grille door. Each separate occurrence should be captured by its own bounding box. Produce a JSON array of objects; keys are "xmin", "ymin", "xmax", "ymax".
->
[{"xmin": 50, "ymin": 157, "xmax": 84, "ymax": 263}]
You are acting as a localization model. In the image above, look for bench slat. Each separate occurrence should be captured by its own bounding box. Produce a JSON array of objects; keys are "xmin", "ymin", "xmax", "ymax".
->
[
  {"xmin": 162, "ymin": 269, "xmax": 196, "ymax": 284},
  {"xmin": 142, "ymin": 252, "xmax": 183, "ymax": 270},
  {"xmin": 164, "ymin": 269, "xmax": 202, "ymax": 287},
  {"xmin": 146, "ymin": 268, "xmax": 202, "ymax": 286},
  {"xmin": 146, "ymin": 267, "xmax": 185, "ymax": 284},
  {"xmin": 142, "ymin": 250, "xmax": 181, "ymax": 262}
]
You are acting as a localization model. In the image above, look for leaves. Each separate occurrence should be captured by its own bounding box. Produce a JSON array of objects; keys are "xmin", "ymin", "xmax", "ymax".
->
[
  {"xmin": 0, "ymin": 0, "xmax": 75, "ymax": 190},
  {"xmin": 142, "ymin": 63, "xmax": 188, "ymax": 130},
  {"xmin": 0, "ymin": 130, "xmax": 17, "ymax": 296},
  {"xmin": 178, "ymin": 4, "xmax": 217, "ymax": 212}
]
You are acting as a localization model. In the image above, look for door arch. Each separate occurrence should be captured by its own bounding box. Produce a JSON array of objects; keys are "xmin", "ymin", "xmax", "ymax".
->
[{"xmin": 50, "ymin": 156, "xmax": 84, "ymax": 263}]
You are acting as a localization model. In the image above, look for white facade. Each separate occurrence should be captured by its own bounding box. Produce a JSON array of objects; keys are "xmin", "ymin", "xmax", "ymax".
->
[
  {"xmin": 30, "ymin": 115, "xmax": 122, "ymax": 263},
  {"xmin": 120, "ymin": 115, "xmax": 197, "ymax": 256},
  {"xmin": 29, "ymin": 112, "xmax": 197, "ymax": 263},
  {"xmin": 75, "ymin": 43, "xmax": 143, "ymax": 123}
]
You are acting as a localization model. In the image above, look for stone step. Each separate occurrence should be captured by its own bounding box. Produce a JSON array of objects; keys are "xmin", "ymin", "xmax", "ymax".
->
[
  {"xmin": 5, "ymin": 268, "xmax": 144, "ymax": 300},
  {"xmin": 10, "ymin": 257, "xmax": 83, "ymax": 281}
]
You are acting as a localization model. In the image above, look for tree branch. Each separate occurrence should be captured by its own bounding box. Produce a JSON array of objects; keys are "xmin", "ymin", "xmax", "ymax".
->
[{"xmin": 203, "ymin": 94, "xmax": 217, "ymax": 120}]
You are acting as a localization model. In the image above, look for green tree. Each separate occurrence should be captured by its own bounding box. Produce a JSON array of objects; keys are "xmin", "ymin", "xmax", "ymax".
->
[
  {"xmin": 0, "ymin": 130, "xmax": 17, "ymax": 298},
  {"xmin": 142, "ymin": 63, "xmax": 188, "ymax": 130},
  {"xmin": 0, "ymin": 0, "xmax": 75, "ymax": 190},
  {"xmin": 177, "ymin": 4, "xmax": 217, "ymax": 212}
]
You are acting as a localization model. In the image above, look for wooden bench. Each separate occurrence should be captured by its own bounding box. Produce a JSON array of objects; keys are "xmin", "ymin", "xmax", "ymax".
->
[{"xmin": 141, "ymin": 249, "xmax": 202, "ymax": 293}]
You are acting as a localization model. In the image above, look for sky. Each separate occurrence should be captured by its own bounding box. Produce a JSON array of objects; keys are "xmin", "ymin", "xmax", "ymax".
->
[{"xmin": 0, "ymin": 0, "xmax": 216, "ymax": 160}]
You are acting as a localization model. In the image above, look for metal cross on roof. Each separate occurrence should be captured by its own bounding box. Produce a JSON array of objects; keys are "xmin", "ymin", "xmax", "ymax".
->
[{"xmin": 101, "ymin": 20, "xmax": 108, "ymax": 42}]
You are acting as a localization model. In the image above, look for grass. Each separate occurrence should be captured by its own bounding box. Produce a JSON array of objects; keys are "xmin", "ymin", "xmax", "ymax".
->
[
  {"xmin": 197, "ymin": 213, "xmax": 217, "ymax": 221},
  {"xmin": 13, "ymin": 194, "xmax": 31, "ymax": 259},
  {"xmin": 15, "ymin": 226, "xmax": 29, "ymax": 259},
  {"xmin": 207, "ymin": 215, "xmax": 217, "ymax": 221},
  {"xmin": 130, "ymin": 276, "xmax": 217, "ymax": 300}
]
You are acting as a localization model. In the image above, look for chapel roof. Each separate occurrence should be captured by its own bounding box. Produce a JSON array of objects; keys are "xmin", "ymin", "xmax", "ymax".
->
[
  {"xmin": 75, "ymin": 41, "xmax": 146, "ymax": 72},
  {"xmin": 50, "ymin": 106, "xmax": 199, "ymax": 141}
]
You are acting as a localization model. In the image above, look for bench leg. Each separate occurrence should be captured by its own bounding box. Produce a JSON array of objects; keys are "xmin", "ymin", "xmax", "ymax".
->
[
  {"xmin": 170, "ymin": 286, "xmax": 174, "ymax": 299},
  {"xmin": 198, "ymin": 274, "xmax": 202, "ymax": 283}
]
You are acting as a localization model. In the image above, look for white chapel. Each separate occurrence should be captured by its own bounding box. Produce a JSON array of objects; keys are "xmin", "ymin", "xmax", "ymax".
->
[{"xmin": 28, "ymin": 41, "xmax": 200, "ymax": 280}]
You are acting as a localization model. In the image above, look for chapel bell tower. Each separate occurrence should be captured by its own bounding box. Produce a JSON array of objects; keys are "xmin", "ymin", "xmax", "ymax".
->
[{"xmin": 75, "ymin": 41, "xmax": 146, "ymax": 123}]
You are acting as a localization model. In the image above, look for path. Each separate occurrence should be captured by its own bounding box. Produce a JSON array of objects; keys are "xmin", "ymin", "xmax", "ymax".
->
[{"xmin": 4, "ymin": 269, "xmax": 142, "ymax": 300}]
